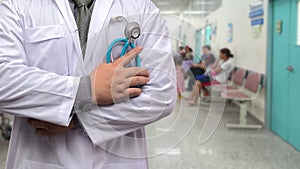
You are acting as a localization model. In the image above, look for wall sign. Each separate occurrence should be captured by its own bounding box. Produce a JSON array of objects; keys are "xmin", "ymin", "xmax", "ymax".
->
[
  {"xmin": 252, "ymin": 25, "xmax": 262, "ymax": 39},
  {"xmin": 212, "ymin": 20, "xmax": 218, "ymax": 42},
  {"xmin": 249, "ymin": 1, "xmax": 264, "ymax": 39},
  {"xmin": 249, "ymin": 9, "xmax": 264, "ymax": 19},
  {"xmin": 227, "ymin": 23, "xmax": 233, "ymax": 43},
  {"xmin": 252, "ymin": 18, "xmax": 264, "ymax": 26},
  {"xmin": 249, "ymin": 1, "xmax": 264, "ymax": 27}
]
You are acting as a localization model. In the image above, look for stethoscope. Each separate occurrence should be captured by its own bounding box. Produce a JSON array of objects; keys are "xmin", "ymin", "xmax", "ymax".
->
[{"xmin": 106, "ymin": 16, "xmax": 141, "ymax": 67}]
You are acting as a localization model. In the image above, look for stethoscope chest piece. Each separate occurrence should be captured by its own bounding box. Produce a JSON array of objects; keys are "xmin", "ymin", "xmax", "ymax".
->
[
  {"xmin": 106, "ymin": 16, "xmax": 142, "ymax": 68},
  {"xmin": 125, "ymin": 22, "xmax": 141, "ymax": 40}
]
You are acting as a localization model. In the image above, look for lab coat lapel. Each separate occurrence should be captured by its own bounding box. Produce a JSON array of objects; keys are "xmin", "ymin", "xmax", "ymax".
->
[
  {"xmin": 88, "ymin": 0, "xmax": 113, "ymax": 40},
  {"xmin": 84, "ymin": 0, "xmax": 113, "ymax": 66},
  {"xmin": 53, "ymin": 0, "xmax": 77, "ymax": 32},
  {"xmin": 54, "ymin": 0, "xmax": 85, "ymax": 74}
]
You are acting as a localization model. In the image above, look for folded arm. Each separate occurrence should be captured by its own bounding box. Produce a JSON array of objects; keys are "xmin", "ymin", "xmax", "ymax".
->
[
  {"xmin": 0, "ymin": 1, "xmax": 79, "ymax": 126},
  {"xmin": 77, "ymin": 0, "xmax": 177, "ymax": 145}
]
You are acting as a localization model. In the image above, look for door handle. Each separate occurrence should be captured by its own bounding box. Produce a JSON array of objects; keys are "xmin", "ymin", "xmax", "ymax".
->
[{"xmin": 286, "ymin": 66, "xmax": 294, "ymax": 72}]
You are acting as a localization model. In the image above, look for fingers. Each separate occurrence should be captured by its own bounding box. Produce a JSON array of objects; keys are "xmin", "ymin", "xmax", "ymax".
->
[
  {"xmin": 28, "ymin": 119, "xmax": 52, "ymax": 136},
  {"xmin": 28, "ymin": 119, "xmax": 64, "ymax": 130},
  {"xmin": 35, "ymin": 129, "xmax": 58, "ymax": 136},
  {"xmin": 35, "ymin": 128, "xmax": 48, "ymax": 136},
  {"xmin": 124, "ymin": 67, "xmax": 150, "ymax": 78},
  {"xmin": 126, "ymin": 88, "xmax": 142, "ymax": 98},
  {"xmin": 28, "ymin": 119, "xmax": 74, "ymax": 136},
  {"xmin": 126, "ymin": 76, "xmax": 149, "ymax": 88},
  {"xmin": 28, "ymin": 119, "xmax": 50, "ymax": 129},
  {"xmin": 114, "ymin": 46, "xmax": 143, "ymax": 66}
]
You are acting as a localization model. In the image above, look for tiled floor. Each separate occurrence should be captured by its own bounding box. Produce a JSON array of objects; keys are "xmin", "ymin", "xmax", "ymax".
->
[
  {"xmin": 147, "ymin": 97, "xmax": 300, "ymax": 169},
  {"xmin": 1, "ymin": 96, "xmax": 300, "ymax": 169}
]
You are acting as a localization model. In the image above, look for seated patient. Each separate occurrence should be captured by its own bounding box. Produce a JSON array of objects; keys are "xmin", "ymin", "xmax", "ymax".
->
[
  {"xmin": 186, "ymin": 45, "xmax": 216, "ymax": 90},
  {"xmin": 189, "ymin": 48, "xmax": 234, "ymax": 106},
  {"xmin": 183, "ymin": 46, "xmax": 194, "ymax": 61}
]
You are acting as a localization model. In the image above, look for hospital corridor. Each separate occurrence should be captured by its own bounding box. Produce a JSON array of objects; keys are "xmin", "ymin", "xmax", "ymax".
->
[{"xmin": 1, "ymin": 0, "xmax": 300, "ymax": 169}]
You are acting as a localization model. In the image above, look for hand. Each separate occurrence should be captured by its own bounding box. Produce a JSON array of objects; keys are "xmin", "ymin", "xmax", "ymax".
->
[
  {"xmin": 210, "ymin": 70, "xmax": 217, "ymax": 77},
  {"xmin": 90, "ymin": 46, "xmax": 150, "ymax": 105},
  {"xmin": 199, "ymin": 63, "xmax": 206, "ymax": 69},
  {"xmin": 28, "ymin": 118, "xmax": 75, "ymax": 136},
  {"xmin": 191, "ymin": 64, "xmax": 200, "ymax": 68}
]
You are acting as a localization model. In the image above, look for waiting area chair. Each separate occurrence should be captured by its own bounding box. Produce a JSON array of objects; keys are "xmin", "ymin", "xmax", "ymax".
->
[
  {"xmin": 221, "ymin": 72, "xmax": 263, "ymax": 129},
  {"xmin": 212, "ymin": 68, "xmax": 246, "ymax": 92},
  {"xmin": 200, "ymin": 68, "xmax": 241, "ymax": 100}
]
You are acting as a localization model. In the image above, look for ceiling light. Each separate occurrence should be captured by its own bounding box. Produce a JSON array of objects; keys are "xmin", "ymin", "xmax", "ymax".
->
[
  {"xmin": 193, "ymin": 1, "xmax": 216, "ymax": 5},
  {"xmin": 182, "ymin": 11, "xmax": 209, "ymax": 14},
  {"xmin": 160, "ymin": 11, "xmax": 179, "ymax": 15},
  {"xmin": 156, "ymin": 2, "xmax": 171, "ymax": 5}
]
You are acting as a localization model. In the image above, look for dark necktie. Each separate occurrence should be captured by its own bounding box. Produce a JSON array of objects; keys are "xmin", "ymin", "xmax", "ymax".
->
[{"xmin": 73, "ymin": 0, "xmax": 93, "ymax": 58}]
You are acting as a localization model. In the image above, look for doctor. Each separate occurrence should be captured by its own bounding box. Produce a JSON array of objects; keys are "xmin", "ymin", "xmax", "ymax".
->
[{"xmin": 0, "ymin": 0, "xmax": 177, "ymax": 169}]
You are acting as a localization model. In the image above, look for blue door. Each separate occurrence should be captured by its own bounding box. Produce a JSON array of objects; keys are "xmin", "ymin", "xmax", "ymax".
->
[
  {"xmin": 205, "ymin": 26, "xmax": 212, "ymax": 45},
  {"xmin": 271, "ymin": 0, "xmax": 290, "ymax": 141},
  {"xmin": 195, "ymin": 29, "xmax": 202, "ymax": 63},
  {"xmin": 271, "ymin": 0, "xmax": 300, "ymax": 151},
  {"xmin": 182, "ymin": 35, "xmax": 187, "ymax": 46},
  {"xmin": 287, "ymin": 0, "xmax": 300, "ymax": 150}
]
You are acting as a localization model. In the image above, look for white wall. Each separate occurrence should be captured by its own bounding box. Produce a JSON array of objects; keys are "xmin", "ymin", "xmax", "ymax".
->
[
  {"xmin": 198, "ymin": 0, "xmax": 268, "ymax": 74},
  {"xmin": 162, "ymin": 15, "xmax": 199, "ymax": 53},
  {"xmin": 164, "ymin": 0, "xmax": 268, "ymax": 73},
  {"xmin": 162, "ymin": 0, "xmax": 268, "ymax": 122}
]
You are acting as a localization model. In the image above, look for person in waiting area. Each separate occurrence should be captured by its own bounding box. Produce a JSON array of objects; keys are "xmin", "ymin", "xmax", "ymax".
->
[
  {"xmin": 188, "ymin": 48, "xmax": 234, "ymax": 106},
  {"xmin": 194, "ymin": 45, "xmax": 216, "ymax": 68},
  {"xmin": 187, "ymin": 45, "xmax": 216, "ymax": 91},
  {"xmin": 183, "ymin": 46, "xmax": 194, "ymax": 61},
  {"xmin": 179, "ymin": 46, "xmax": 186, "ymax": 58},
  {"xmin": 174, "ymin": 54, "xmax": 185, "ymax": 99}
]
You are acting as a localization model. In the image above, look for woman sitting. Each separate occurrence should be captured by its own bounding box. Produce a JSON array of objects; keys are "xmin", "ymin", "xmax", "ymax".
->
[{"xmin": 189, "ymin": 48, "xmax": 234, "ymax": 106}]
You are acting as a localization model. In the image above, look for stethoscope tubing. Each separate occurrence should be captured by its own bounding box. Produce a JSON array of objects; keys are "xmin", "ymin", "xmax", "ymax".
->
[{"xmin": 106, "ymin": 37, "xmax": 141, "ymax": 67}]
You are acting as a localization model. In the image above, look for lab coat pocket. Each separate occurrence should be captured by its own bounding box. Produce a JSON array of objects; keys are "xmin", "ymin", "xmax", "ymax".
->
[
  {"xmin": 21, "ymin": 159, "xmax": 64, "ymax": 169},
  {"xmin": 24, "ymin": 25, "xmax": 69, "ymax": 75}
]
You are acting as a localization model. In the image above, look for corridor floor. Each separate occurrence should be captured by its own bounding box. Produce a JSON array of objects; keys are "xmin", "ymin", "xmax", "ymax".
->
[{"xmin": 1, "ymin": 98, "xmax": 300, "ymax": 169}]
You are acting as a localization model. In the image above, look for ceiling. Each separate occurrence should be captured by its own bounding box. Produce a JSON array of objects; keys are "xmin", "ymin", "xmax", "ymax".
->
[{"xmin": 152, "ymin": 0, "xmax": 223, "ymax": 17}]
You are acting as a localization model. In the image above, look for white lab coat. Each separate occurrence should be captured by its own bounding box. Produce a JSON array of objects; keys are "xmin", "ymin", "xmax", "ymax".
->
[{"xmin": 0, "ymin": 0, "xmax": 177, "ymax": 168}]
